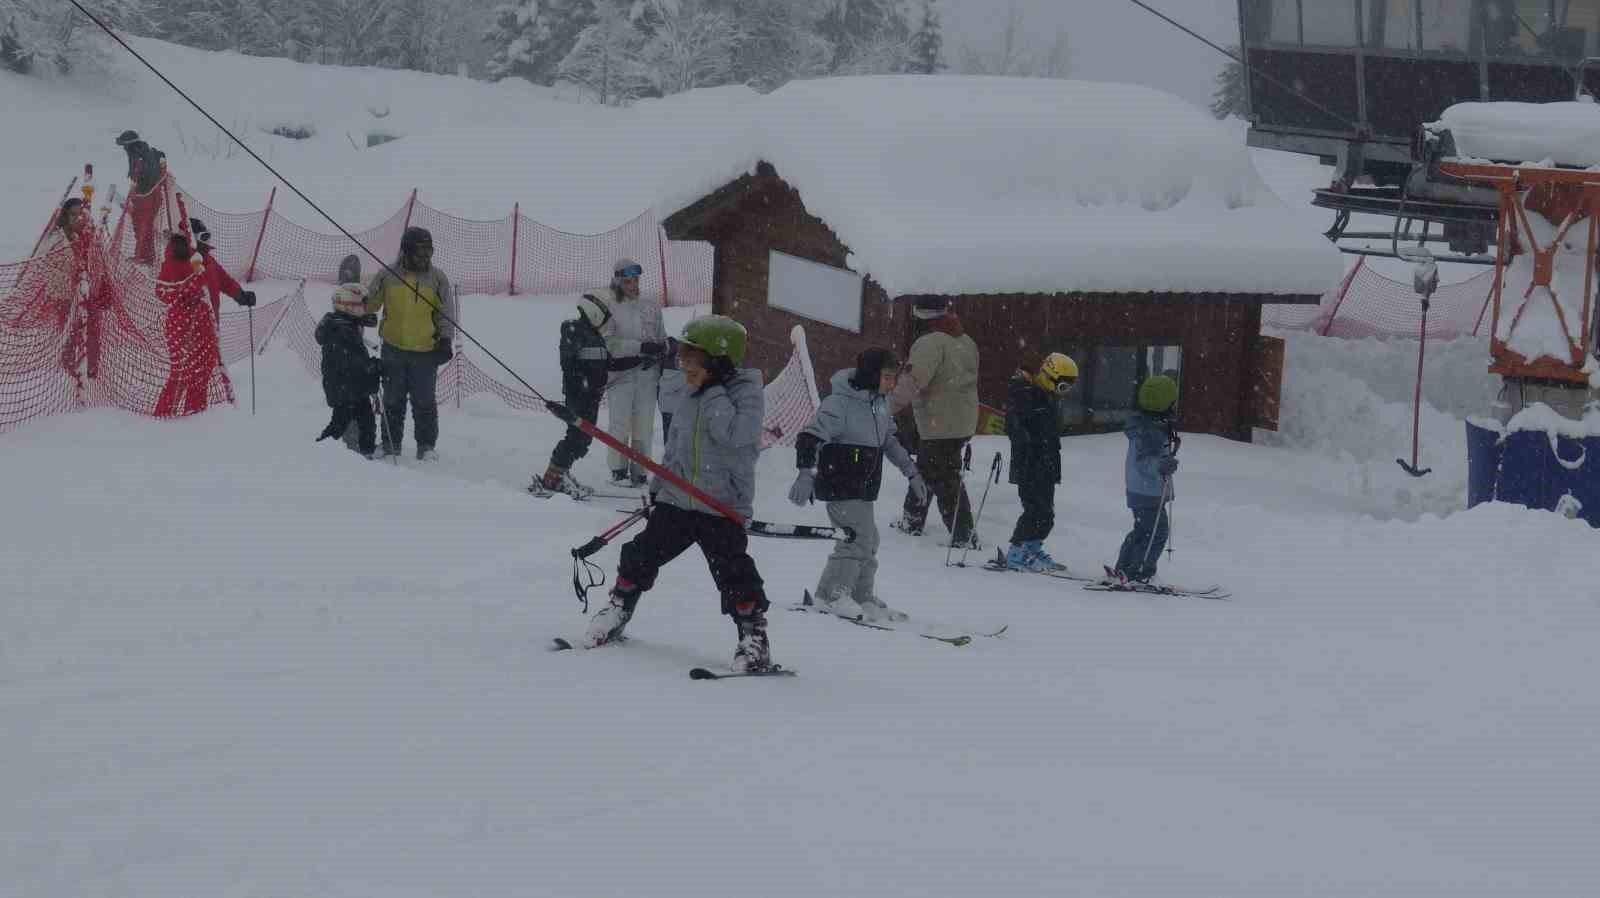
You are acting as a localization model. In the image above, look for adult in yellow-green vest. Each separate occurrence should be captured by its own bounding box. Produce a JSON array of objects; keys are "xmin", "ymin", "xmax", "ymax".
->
[{"xmin": 365, "ymin": 227, "xmax": 458, "ymax": 460}]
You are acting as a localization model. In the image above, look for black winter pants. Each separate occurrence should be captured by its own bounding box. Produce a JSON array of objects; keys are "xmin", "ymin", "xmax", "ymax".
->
[
  {"xmin": 325, "ymin": 400, "xmax": 376, "ymax": 454},
  {"xmin": 1009, "ymin": 479, "xmax": 1055, "ymax": 545},
  {"xmin": 549, "ymin": 389, "xmax": 601, "ymax": 470},
  {"xmin": 381, "ymin": 344, "xmax": 440, "ymax": 451},
  {"xmin": 905, "ymin": 437, "xmax": 975, "ymax": 541},
  {"xmin": 617, "ymin": 503, "xmax": 767, "ymax": 616}
]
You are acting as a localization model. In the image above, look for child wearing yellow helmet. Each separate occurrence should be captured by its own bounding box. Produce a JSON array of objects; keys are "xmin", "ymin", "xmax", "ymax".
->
[{"xmin": 1002, "ymin": 352, "xmax": 1077, "ymax": 572}]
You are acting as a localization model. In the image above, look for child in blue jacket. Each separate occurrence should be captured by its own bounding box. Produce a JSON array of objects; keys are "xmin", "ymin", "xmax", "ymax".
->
[{"xmin": 1110, "ymin": 375, "xmax": 1180, "ymax": 584}]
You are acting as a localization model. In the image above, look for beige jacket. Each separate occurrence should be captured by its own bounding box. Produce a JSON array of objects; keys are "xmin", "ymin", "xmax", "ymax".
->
[{"xmin": 907, "ymin": 329, "xmax": 979, "ymax": 440}]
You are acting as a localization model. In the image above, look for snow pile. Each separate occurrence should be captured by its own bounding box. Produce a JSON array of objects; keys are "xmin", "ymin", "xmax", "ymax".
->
[
  {"xmin": 2, "ymin": 42, "xmax": 1343, "ymax": 299},
  {"xmin": 1261, "ymin": 329, "xmax": 1500, "ymax": 519},
  {"xmin": 1435, "ymin": 100, "xmax": 1600, "ymax": 167},
  {"xmin": 751, "ymin": 76, "xmax": 1346, "ymax": 297}
]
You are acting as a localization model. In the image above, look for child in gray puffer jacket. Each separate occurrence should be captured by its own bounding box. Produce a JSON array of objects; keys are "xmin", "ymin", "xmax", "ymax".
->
[{"xmin": 790, "ymin": 347, "xmax": 928, "ymax": 622}]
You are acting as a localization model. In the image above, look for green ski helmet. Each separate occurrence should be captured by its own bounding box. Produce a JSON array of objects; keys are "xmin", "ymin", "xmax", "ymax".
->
[
  {"xmin": 680, "ymin": 315, "xmax": 748, "ymax": 365},
  {"xmin": 1137, "ymin": 375, "xmax": 1179, "ymax": 413}
]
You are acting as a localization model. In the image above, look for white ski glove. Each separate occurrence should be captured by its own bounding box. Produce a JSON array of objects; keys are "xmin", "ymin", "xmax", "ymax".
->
[{"xmin": 907, "ymin": 473, "xmax": 930, "ymax": 504}]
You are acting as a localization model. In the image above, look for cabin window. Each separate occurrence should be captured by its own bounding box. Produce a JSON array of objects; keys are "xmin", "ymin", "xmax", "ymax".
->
[
  {"xmin": 1303, "ymin": 1, "xmax": 1360, "ymax": 46},
  {"xmin": 1056, "ymin": 344, "xmax": 1183, "ymax": 434},
  {"xmin": 1485, "ymin": 0, "xmax": 1598, "ymax": 56}
]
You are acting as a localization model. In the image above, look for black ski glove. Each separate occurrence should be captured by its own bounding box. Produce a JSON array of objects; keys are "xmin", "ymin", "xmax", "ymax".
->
[
  {"xmin": 432, "ymin": 337, "xmax": 453, "ymax": 364},
  {"xmin": 1158, "ymin": 456, "xmax": 1179, "ymax": 476},
  {"xmin": 641, "ymin": 341, "xmax": 665, "ymax": 358},
  {"xmin": 234, "ymin": 290, "xmax": 257, "ymax": 307},
  {"xmin": 546, "ymin": 400, "xmax": 577, "ymax": 424}
]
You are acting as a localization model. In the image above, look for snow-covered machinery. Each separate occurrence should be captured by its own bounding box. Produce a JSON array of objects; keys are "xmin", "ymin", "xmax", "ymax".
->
[{"xmin": 1426, "ymin": 102, "xmax": 1600, "ymax": 523}]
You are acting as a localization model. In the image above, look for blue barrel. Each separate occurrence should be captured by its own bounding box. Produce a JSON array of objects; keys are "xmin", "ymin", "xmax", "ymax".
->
[{"xmin": 1466, "ymin": 420, "xmax": 1600, "ymax": 526}]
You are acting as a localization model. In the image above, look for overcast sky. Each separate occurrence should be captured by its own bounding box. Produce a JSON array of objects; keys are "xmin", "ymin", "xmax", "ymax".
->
[{"xmin": 939, "ymin": 0, "xmax": 1241, "ymax": 109}]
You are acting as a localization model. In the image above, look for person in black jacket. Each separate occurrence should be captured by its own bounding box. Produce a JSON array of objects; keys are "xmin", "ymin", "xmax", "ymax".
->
[
  {"xmin": 1002, "ymin": 352, "xmax": 1077, "ymax": 572},
  {"xmin": 531, "ymin": 294, "xmax": 643, "ymax": 498},
  {"xmin": 315, "ymin": 285, "xmax": 383, "ymax": 458}
]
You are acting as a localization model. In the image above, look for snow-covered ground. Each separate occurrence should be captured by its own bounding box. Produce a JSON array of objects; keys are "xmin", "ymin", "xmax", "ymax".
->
[{"xmin": 5, "ymin": 37, "xmax": 1599, "ymax": 898}]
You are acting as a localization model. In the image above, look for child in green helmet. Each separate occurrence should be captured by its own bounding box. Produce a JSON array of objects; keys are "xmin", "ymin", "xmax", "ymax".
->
[
  {"xmin": 1109, "ymin": 374, "xmax": 1180, "ymax": 585},
  {"xmin": 581, "ymin": 315, "xmax": 775, "ymax": 673}
]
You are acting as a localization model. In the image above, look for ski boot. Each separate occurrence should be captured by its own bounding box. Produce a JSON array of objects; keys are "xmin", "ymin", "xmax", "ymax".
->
[
  {"xmin": 610, "ymin": 468, "xmax": 630, "ymax": 485},
  {"xmin": 888, "ymin": 514, "xmax": 924, "ymax": 536},
  {"xmin": 583, "ymin": 581, "xmax": 639, "ymax": 648},
  {"xmin": 813, "ymin": 586, "xmax": 864, "ymax": 621},
  {"xmin": 856, "ymin": 594, "xmax": 909, "ymax": 623},
  {"xmin": 1025, "ymin": 541, "xmax": 1067, "ymax": 573},
  {"xmin": 1005, "ymin": 543, "xmax": 1048, "ymax": 572},
  {"xmin": 731, "ymin": 601, "xmax": 771, "ymax": 673},
  {"xmin": 534, "ymin": 464, "xmax": 594, "ymax": 499},
  {"xmin": 417, "ymin": 445, "xmax": 438, "ymax": 462}
]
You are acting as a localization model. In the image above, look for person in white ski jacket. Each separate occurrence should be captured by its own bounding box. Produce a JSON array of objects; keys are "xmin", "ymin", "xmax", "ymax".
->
[
  {"xmin": 789, "ymin": 348, "xmax": 928, "ymax": 623},
  {"xmin": 595, "ymin": 258, "xmax": 665, "ymax": 485}
]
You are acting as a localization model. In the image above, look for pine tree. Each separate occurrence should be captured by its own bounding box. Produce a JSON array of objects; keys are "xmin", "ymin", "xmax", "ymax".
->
[
  {"xmin": 713, "ymin": 0, "xmax": 828, "ymax": 92},
  {"xmin": 558, "ymin": 0, "xmax": 647, "ymax": 104},
  {"xmin": 1210, "ymin": 46, "xmax": 1247, "ymax": 120},
  {"xmin": 907, "ymin": 0, "xmax": 942, "ymax": 75},
  {"xmin": 634, "ymin": 0, "xmax": 741, "ymax": 96},
  {"xmin": 485, "ymin": 0, "xmax": 543, "ymax": 80},
  {"xmin": 817, "ymin": 0, "xmax": 910, "ymax": 73}
]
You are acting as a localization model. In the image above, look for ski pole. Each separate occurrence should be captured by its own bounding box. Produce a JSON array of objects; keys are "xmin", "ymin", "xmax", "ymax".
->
[
  {"xmin": 955, "ymin": 452, "xmax": 1003, "ymax": 567},
  {"xmin": 1139, "ymin": 475, "xmax": 1173, "ymax": 574},
  {"xmin": 943, "ymin": 448, "xmax": 972, "ymax": 567},
  {"xmin": 571, "ymin": 502, "xmax": 651, "ymax": 610},
  {"xmin": 247, "ymin": 304, "xmax": 256, "ymax": 415}
]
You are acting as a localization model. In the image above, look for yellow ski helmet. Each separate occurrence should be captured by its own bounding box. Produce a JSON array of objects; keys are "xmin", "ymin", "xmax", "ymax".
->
[{"xmin": 1035, "ymin": 352, "xmax": 1079, "ymax": 395}]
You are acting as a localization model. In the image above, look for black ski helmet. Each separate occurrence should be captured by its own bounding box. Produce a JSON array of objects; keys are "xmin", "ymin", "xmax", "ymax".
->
[
  {"xmin": 189, "ymin": 217, "xmax": 211, "ymax": 245},
  {"xmin": 399, "ymin": 227, "xmax": 433, "ymax": 270},
  {"xmin": 849, "ymin": 347, "xmax": 897, "ymax": 392},
  {"xmin": 116, "ymin": 130, "xmax": 140, "ymax": 147},
  {"xmin": 57, "ymin": 198, "xmax": 84, "ymax": 229}
]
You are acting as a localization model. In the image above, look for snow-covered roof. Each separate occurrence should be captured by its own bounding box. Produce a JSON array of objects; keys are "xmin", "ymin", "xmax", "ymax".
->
[
  {"xmin": 730, "ymin": 76, "xmax": 1345, "ymax": 298},
  {"xmin": 1435, "ymin": 100, "xmax": 1600, "ymax": 168},
  {"xmin": 3, "ymin": 40, "xmax": 1342, "ymax": 298}
]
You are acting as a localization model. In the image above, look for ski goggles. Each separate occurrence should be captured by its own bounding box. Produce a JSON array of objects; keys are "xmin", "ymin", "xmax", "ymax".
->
[{"xmin": 615, "ymin": 264, "xmax": 644, "ymax": 279}]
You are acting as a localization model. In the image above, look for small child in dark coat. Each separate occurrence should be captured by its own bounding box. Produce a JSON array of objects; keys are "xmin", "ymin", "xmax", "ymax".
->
[
  {"xmin": 315, "ymin": 285, "xmax": 383, "ymax": 457},
  {"xmin": 1003, "ymin": 352, "xmax": 1077, "ymax": 572}
]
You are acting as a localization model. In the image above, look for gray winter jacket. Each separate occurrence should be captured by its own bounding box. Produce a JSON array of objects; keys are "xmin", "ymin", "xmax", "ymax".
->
[
  {"xmin": 797, "ymin": 368, "xmax": 918, "ymax": 502},
  {"xmin": 651, "ymin": 369, "xmax": 765, "ymax": 520},
  {"xmin": 658, "ymin": 368, "xmax": 689, "ymax": 418}
]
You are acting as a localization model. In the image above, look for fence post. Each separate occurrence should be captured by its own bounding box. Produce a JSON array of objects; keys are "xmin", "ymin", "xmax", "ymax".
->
[
  {"xmin": 1320, "ymin": 255, "xmax": 1366, "ymax": 337},
  {"xmin": 509, "ymin": 202, "xmax": 520, "ymax": 296},
  {"xmin": 245, "ymin": 186, "xmax": 276, "ymax": 283},
  {"xmin": 656, "ymin": 226, "xmax": 671, "ymax": 309},
  {"xmin": 401, "ymin": 188, "xmax": 418, "ymax": 232}
]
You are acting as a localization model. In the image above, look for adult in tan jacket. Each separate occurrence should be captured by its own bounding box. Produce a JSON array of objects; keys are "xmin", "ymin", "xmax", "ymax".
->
[{"xmin": 897, "ymin": 296, "xmax": 980, "ymax": 547}]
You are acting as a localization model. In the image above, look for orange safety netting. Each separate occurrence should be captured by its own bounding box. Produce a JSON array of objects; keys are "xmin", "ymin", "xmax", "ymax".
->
[{"xmin": 1264, "ymin": 259, "xmax": 1497, "ymax": 340}]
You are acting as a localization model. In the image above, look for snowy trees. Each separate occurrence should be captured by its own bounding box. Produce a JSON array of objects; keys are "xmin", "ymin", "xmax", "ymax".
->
[
  {"xmin": 1210, "ymin": 47, "xmax": 1246, "ymax": 120},
  {"xmin": 816, "ymin": 0, "xmax": 911, "ymax": 74},
  {"xmin": 634, "ymin": 0, "xmax": 742, "ymax": 96},
  {"xmin": 0, "ymin": 0, "xmax": 144, "ymax": 75},
  {"xmin": 485, "ymin": 0, "xmax": 597, "ymax": 83},
  {"xmin": 557, "ymin": 1, "xmax": 647, "ymax": 104},
  {"xmin": 906, "ymin": 0, "xmax": 944, "ymax": 75}
]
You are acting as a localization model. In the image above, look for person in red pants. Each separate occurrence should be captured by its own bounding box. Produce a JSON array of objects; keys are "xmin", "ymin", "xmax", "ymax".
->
[
  {"xmin": 117, "ymin": 130, "xmax": 167, "ymax": 266},
  {"xmin": 153, "ymin": 228, "xmax": 233, "ymax": 417}
]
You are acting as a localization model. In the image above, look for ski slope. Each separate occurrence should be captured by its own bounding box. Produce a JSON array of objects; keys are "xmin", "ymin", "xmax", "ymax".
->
[{"xmin": 5, "ymin": 37, "xmax": 1599, "ymax": 898}]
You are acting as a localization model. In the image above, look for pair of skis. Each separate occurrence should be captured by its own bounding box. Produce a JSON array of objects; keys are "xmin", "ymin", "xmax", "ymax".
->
[
  {"xmin": 549, "ymin": 636, "xmax": 796, "ymax": 679},
  {"xmin": 979, "ymin": 550, "xmax": 1230, "ymax": 600},
  {"xmin": 787, "ymin": 590, "xmax": 1008, "ymax": 646}
]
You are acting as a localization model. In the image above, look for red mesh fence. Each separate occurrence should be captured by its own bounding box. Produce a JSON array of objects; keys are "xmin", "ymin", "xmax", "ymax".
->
[
  {"xmin": 136, "ymin": 180, "xmax": 712, "ymax": 307},
  {"xmin": 1264, "ymin": 258, "xmax": 1497, "ymax": 340},
  {"xmin": 2, "ymin": 179, "xmax": 715, "ymax": 436},
  {"xmin": 269, "ymin": 288, "xmax": 821, "ymax": 446}
]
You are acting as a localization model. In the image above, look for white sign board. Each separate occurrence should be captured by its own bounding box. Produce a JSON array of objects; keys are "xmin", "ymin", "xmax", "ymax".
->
[{"xmin": 767, "ymin": 250, "xmax": 863, "ymax": 333}]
